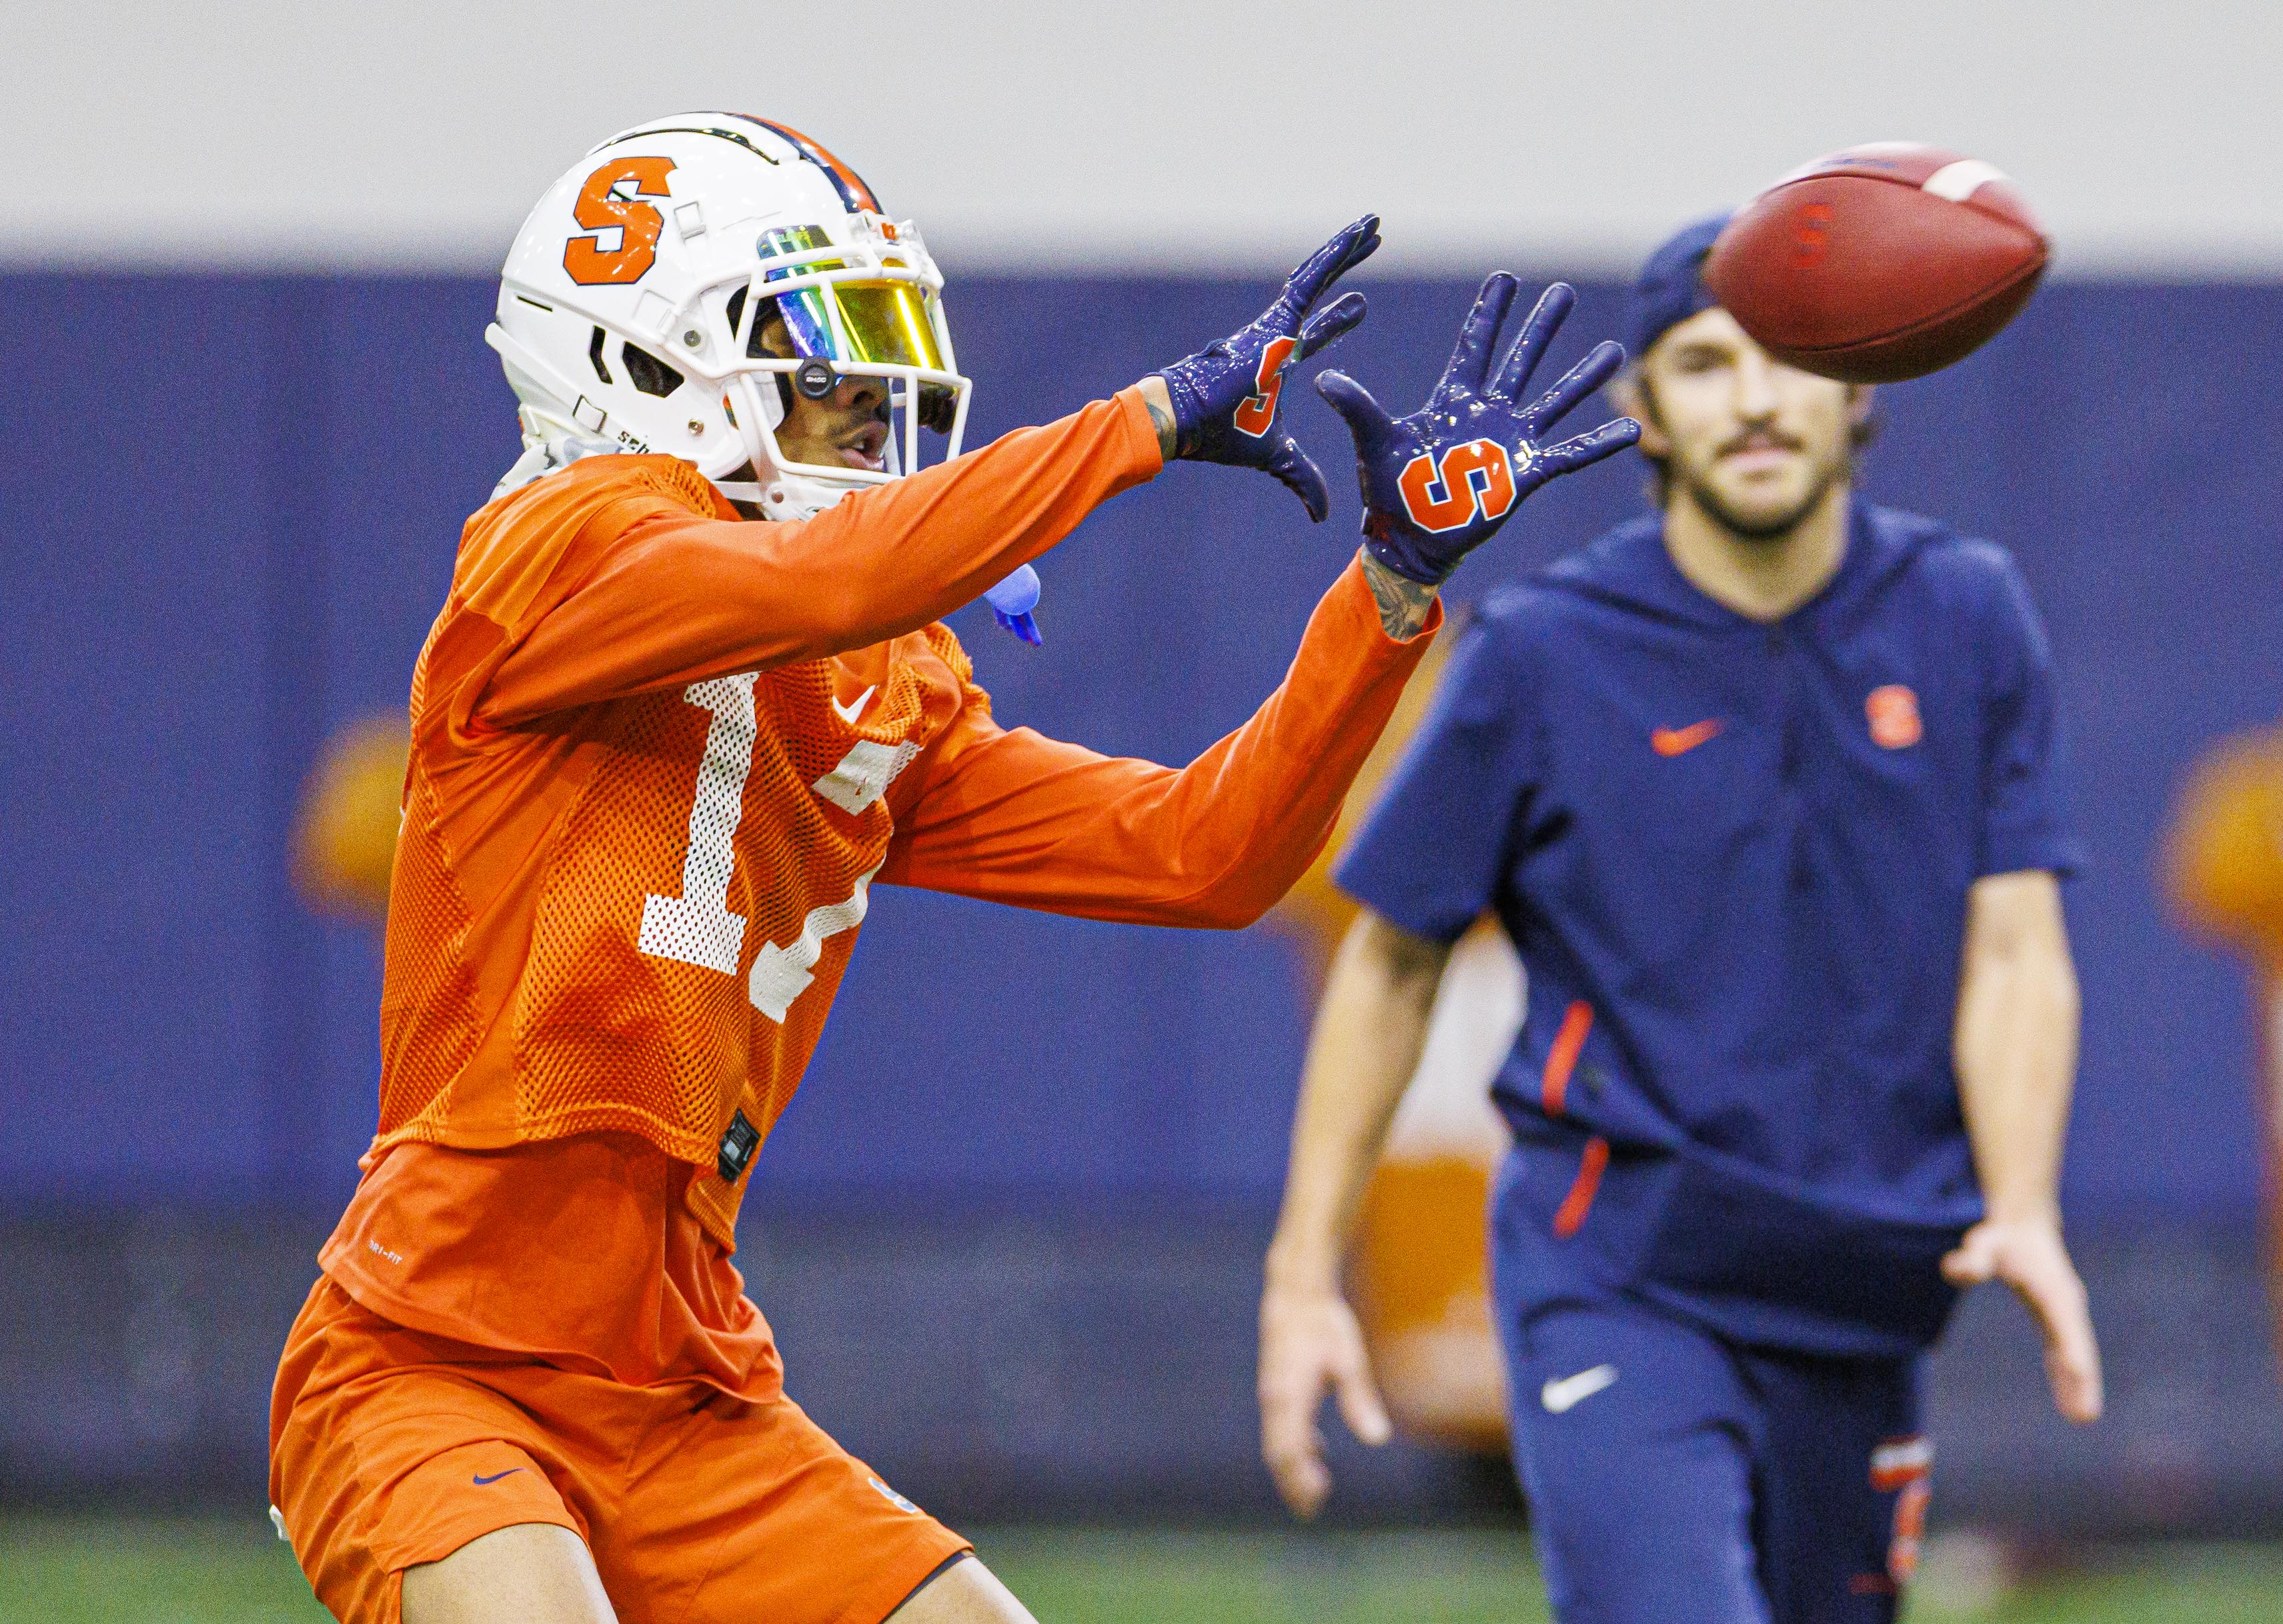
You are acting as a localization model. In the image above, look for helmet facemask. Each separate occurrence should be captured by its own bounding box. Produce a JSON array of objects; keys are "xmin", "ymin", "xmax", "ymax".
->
[{"xmin": 708, "ymin": 218, "xmax": 970, "ymax": 520}]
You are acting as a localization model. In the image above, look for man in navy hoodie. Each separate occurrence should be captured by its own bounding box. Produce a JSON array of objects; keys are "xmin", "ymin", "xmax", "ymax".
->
[{"xmin": 1257, "ymin": 218, "xmax": 2102, "ymax": 1624}]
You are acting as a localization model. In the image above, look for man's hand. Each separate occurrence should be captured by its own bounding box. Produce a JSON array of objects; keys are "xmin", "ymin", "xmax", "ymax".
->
[
  {"xmin": 1942, "ymin": 1216, "xmax": 2104, "ymax": 1423},
  {"xmin": 1319, "ymin": 276, "xmax": 1638, "ymax": 585},
  {"xmin": 1150, "ymin": 215, "xmax": 1380, "ymax": 520},
  {"xmin": 1948, "ymin": 872, "xmax": 2096, "ymax": 1424},
  {"xmin": 1259, "ymin": 1282, "xmax": 1393, "ymax": 1519},
  {"xmin": 1260, "ymin": 914, "xmax": 1447, "ymax": 1518}
]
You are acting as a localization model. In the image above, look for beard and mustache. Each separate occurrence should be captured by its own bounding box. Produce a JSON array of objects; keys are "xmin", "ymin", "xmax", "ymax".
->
[{"xmin": 1672, "ymin": 425, "xmax": 1850, "ymax": 542}]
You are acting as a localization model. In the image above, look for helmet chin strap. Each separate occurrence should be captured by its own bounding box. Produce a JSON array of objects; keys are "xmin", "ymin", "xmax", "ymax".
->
[{"xmin": 710, "ymin": 471, "xmax": 860, "ymax": 522}]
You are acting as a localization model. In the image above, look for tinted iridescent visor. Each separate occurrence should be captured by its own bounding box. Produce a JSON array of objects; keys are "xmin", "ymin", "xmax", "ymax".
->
[
  {"xmin": 752, "ymin": 225, "xmax": 955, "ymax": 430},
  {"xmin": 770, "ymin": 273, "xmax": 944, "ymax": 371}
]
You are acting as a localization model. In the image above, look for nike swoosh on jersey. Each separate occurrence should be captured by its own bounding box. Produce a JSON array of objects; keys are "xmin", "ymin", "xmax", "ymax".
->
[
  {"xmin": 1650, "ymin": 718, "xmax": 1724, "ymax": 756},
  {"xmin": 472, "ymin": 1468, "xmax": 524, "ymax": 1485},
  {"xmin": 831, "ymin": 686, "xmax": 876, "ymax": 726},
  {"xmin": 1540, "ymin": 1363, "xmax": 1619, "ymax": 1414}
]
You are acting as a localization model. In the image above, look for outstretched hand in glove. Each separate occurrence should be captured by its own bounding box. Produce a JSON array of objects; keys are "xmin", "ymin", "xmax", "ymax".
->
[
  {"xmin": 1319, "ymin": 275, "xmax": 1641, "ymax": 585},
  {"xmin": 1145, "ymin": 215, "xmax": 1381, "ymax": 522}
]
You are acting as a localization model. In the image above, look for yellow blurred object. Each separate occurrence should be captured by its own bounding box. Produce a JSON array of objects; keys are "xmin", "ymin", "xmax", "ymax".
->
[
  {"xmin": 1266, "ymin": 620, "xmax": 1517, "ymax": 1452},
  {"xmin": 2164, "ymin": 727, "xmax": 2283, "ymax": 966},
  {"xmin": 1350, "ymin": 1155, "xmax": 1507, "ymax": 1449},
  {"xmin": 2160, "ymin": 724, "xmax": 2283, "ymax": 1363},
  {"xmin": 291, "ymin": 713, "xmax": 410, "ymax": 922},
  {"xmin": 1347, "ymin": 916, "xmax": 1520, "ymax": 1451}
]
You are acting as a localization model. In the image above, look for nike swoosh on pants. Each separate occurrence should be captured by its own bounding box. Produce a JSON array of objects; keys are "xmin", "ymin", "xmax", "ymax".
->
[{"xmin": 1540, "ymin": 1364, "xmax": 1619, "ymax": 1414}]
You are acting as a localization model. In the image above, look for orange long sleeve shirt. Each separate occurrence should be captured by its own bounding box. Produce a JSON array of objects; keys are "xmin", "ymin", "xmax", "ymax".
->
[{"xmin": 318, "ymin": 387, "xmax": 1438, "ymax": 1397}]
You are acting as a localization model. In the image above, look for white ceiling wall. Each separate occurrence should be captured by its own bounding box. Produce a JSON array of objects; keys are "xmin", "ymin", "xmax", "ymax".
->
[{"xmin": 7, "ymin": 1, "xmax": 2275, "ymax": 276}]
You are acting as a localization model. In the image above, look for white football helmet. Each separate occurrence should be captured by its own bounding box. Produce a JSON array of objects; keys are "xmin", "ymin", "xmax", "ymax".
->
[{"xmin": 488, "ymin": 113, "xmax": 971, "ymax": 520}]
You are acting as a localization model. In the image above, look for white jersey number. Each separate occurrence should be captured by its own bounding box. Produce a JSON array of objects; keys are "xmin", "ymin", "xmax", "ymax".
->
[
  {"xmin": 639, "ymin": 676, "xmax": 759, "ymax": 976},
  {"xmin": 748, "ymin": 864, "xmax": 880, "ymax": 1021},
  {"xmin": 638, "ymin": 677, "xmax": 880, "ymax": 1023}
]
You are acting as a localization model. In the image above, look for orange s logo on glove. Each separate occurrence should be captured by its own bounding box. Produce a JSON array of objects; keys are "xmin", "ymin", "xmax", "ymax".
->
[
  {"xmin": 1396, "ymin": 440, "xmax": 1519, "ymax": 534},
  {"xmin": 564, "ymin": 157, "xmax": 678, "ymax": 287},
  {"xmin": 1232, "ymin": 336, "xmax": 1298, "ymax": 439}
]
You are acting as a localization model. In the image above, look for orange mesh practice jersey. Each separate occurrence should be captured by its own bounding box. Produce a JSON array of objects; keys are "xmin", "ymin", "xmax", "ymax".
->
[
  {"xmin": 317, "ymin": 385, "xmax": 1438, "ymax": 1388},
  {"xmin": 374, "ymin": 393, "xmax": 1167, "ymax": 1243}
]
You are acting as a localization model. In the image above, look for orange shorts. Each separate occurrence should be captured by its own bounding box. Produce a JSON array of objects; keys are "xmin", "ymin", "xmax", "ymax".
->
[{"xmin": 269, "ymin": 1277, "xmax": 968, "ymax": 1624}]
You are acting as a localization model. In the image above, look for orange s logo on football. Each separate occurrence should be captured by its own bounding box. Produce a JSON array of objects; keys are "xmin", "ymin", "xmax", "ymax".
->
[
  {"xmin": 1865, "ymin": 684, "xmax": 1923, "ymax": 749},
  {"xmin": 1232, "ymin": 335, "xmax": 1298, "ymax": 439},
  {"xmin": 564, "ymin": 157, "xmax": 679, "ymax": 287},
  {"xmin": 1794, "ymin": 201, "xmax": 1833, "ymax": 269},
  {"xmin": 1396, "ymin": 440, "xmax": 1519, "ymax": 534}
]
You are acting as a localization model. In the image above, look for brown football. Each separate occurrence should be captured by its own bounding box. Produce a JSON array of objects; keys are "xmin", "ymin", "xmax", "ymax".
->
[{"xmin": 1703, "ymin": 143, "xmax": 2048, "ymax": 384}]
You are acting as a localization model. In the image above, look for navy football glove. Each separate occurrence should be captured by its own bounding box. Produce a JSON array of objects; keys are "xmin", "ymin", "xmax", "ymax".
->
[
  {"xmin": 1317, "ymin": 276, "xmax": 1639, "ymax": 584},
  {"xmin": 1155, "ymin": 215, "xmax": 1379, "ymax": 522}
]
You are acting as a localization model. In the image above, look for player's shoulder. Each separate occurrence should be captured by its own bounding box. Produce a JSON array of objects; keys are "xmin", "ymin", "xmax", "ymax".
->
[
  {"xmin": 451, "ymin": 451, "xmax": 733, "ymax": 619},
  {"xmin": 1864, "ymin": 502, "xmax": 2015, "ymax": 581},
  {"xmin": 466, "ymin": 451, "xmax": 727, "ymax": 556},
  {"xmin": 1860, "ymin": 503, "xmax": 2038, "ymax": 624}
]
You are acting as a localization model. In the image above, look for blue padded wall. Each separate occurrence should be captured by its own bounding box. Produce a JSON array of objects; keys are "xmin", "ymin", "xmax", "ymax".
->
[{"xmin": 1, "ymin": 272, "xmax": 2274, "ymax": 1220}]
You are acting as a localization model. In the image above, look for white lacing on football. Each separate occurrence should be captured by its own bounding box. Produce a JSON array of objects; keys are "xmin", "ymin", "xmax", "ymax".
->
[{"xmin": 1922, "ymin": 159, "xmax": 2008, "ymax": 203}]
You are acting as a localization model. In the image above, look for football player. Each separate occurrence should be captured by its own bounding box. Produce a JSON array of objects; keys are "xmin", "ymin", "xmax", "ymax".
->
[
  {"xmin": 1259, "ymin": 215, "xmax": 2102, "ymax": 1624},
  {"xmin": 265, "ymin": 113, "xmax": 1638, "ymax": 1624}
]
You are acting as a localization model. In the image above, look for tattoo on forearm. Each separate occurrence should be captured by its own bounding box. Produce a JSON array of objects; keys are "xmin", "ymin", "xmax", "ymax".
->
[
  {"xmin": 1359, "ymin": 552, "xmax": 1439, "ymax": 639},
  {"xmin": 1146, "ymin": 397, "xmax": 1179, "ymax": 460}
]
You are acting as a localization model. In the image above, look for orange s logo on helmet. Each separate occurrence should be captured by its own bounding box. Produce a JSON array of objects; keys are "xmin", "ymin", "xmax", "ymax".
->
[
  {"xmin": 1397, "ymin": 440, "xmax": 1519, "ymax": 534},
  {"xmin": 1866, "ymin": 684, "xmax": 1923, "ymax": 750},
  {"xmin": 1232, "ymin": 335, "xmax": 1298, "ymax": 438},
  {"xmin": 564, "ymin": 157, "xmax": 679, "ymax": 287}
]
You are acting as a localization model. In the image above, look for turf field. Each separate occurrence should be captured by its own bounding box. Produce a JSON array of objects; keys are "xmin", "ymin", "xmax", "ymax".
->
[{"xmin": 4, "ymin": 1516, "xmax": 2282, "ymax": 1623}]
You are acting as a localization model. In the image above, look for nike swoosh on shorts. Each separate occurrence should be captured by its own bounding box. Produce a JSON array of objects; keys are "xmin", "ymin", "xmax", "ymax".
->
[{"xmin": 1541, "ymin": 1363, "xmax": 1619, "ymax": 1414}]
